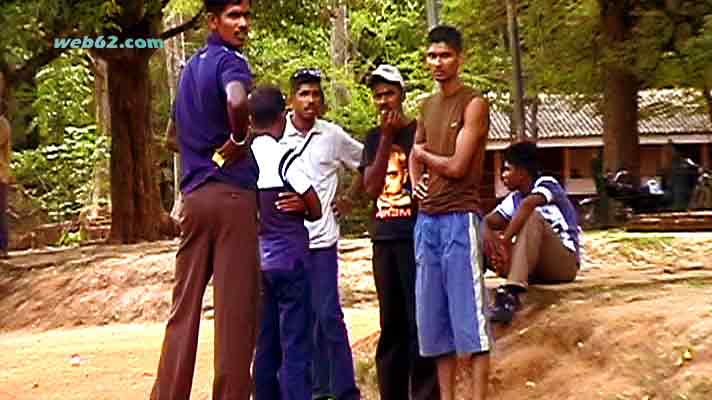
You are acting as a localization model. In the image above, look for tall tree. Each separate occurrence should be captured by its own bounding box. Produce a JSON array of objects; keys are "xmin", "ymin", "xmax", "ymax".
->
[
  {"xmin": 506, "ymin": 0, "xmax": 527, "ymax": 141},
  {"xmin": 1, "ymin": 0, "xmax": 202, "ymax": 242},
  {"xmin": 89, "ymin": 1, "xmax": 201, "ymax": 243},
  {"xmin": 599, "ymin": 0, "xmax": 639, "ymax": 179},
  {"xmin": 449, "ymin": 0, "xmax": 712, "ymax": 179},
  {"xmin": 85, "ymin": 55, "xmax": 111, "ymax": 218}
]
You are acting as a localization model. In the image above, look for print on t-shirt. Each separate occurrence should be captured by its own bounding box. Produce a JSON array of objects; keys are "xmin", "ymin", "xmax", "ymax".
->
[{"xmin": 376, "ymin": 144, "xmax": 412, "ymax": 219}]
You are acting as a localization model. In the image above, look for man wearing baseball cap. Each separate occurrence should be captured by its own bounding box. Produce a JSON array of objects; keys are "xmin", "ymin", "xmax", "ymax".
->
[{"xmin": 359, "ymin": 64, "xmax": 439, "ymax": 400}]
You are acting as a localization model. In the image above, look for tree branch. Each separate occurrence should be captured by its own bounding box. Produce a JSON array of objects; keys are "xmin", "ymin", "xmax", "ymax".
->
[
  {"xmin": 11, "ymin": 46, "xmax": 68, "ymax": 87},
  {"xmin": 159, "ymin": 9, "xmax": 204, "ymax": 40}
]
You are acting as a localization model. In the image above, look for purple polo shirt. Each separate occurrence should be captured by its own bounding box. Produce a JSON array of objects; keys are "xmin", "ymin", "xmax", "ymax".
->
[{"xmin": 175, "ymin": 33, "xmax": 258, "ymax": 193}]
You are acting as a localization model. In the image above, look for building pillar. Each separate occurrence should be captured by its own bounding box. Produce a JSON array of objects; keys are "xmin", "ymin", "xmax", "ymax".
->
[
  {"xmin": 494, "ymin": 150, "xmax": 503, "ymax": 197},
  {"xmin": 563, "ymin": 147, "xmax": 571, "ymax": 184},
  {"xmin": 702, "ymin": 142, "xmax": 710, "ymax": 168}
]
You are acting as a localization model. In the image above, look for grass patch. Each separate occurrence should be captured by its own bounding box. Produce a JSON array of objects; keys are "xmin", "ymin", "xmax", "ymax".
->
[
  {"xmin": 606, "ymin": 235, "xmax": 675, "ymax": 261},
  {"xmin": 686, "ymin": 280, "xmax": 712, "ymax": 289},
  {"xmin": 608, "ymin": 235, "xmax": 675, "ymax": 249}
]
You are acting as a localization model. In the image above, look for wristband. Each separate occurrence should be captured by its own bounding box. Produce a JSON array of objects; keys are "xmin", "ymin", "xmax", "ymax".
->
[{"xmin": 230, "ymin": 133, "xmax": 248, "ymax": 146}]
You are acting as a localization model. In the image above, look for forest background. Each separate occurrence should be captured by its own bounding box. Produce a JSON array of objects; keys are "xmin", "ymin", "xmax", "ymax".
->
[{"xmin": 1, "ymin": 0, "xmax": 711, "ymax": 243}]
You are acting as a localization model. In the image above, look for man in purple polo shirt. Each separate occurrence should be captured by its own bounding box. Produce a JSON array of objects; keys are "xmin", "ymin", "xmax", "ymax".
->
[{"xmin": 150, "ymin": 1, "xmax": 260, "ymax": 399}]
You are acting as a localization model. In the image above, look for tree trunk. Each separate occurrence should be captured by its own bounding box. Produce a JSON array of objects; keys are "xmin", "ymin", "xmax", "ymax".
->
[
  {"xmin": 105, "ymin": 53, "xmax": 165, "ymax": 243},
  {"xmin": 602, "ymin": 67, "xmax": 639, "ymax": 178},
  {"xmin": 0, "ymin": 71, "xmax": 7, "ymax": 115},
  {"xmin": 529, "ymin": 94, "xmax": 540, "ymax": 141},
  {"xmin": 703, "ymin": 85, "xmax": 712, "ymax": 127},
  {"xmin": 506, "ymin": 0, "xmax": 527, "ymax": 141},
  {"xmin": 93, "ymin": 57, "xmax": 111, "ymax": 139},
  {"xmin": 330, "ymin": 1, "xmax": 349, "ymax": 69},
  {"xmin": 85, "ymin": 56, "xmax": 111, "ymax": 219},
  {"xmin": 330, "ymin": 0, "xmax": 351, "ymax": 107},
  {"xmin": 164, "ymin": 13, "xmax": 185, "ymax": 220},
  {"xmin": 601, "ymin": 0, "xmax": 640, "ymax": 181},
  {"xmin": 426, "ymin": 0, "xmax": 441, "ymax": 28}
]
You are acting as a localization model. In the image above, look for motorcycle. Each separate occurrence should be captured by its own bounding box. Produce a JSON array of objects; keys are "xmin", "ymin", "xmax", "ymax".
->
[{"xmin": 579, "ymin": 159, "xmax": 711, "ymax": 228}]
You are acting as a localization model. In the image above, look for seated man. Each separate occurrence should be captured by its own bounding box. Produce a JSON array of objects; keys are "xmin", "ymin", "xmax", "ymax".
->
[{"xmin": 482, "ymin": 141, "xmax": 580, "ymax": 323}]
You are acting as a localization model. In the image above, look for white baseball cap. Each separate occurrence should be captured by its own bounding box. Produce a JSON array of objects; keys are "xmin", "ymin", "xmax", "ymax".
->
[{"xmin": 368, "ymin": 64, "xmax": 405, "ymax": 89}]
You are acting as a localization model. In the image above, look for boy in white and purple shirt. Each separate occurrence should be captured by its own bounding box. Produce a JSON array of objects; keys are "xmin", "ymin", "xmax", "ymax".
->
[{"xmin": 250, "ymin": 86, "xmax": 322, "ymax": 400}]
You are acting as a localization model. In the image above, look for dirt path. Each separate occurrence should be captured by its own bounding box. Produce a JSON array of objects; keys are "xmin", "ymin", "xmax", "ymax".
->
[
  {"xmin": 0, "ymin": 308, "xmax": 379, "ymax": 400},
  {"xmin": 1, "ymin": 232, "xmax": 711, "ymax": 399}
]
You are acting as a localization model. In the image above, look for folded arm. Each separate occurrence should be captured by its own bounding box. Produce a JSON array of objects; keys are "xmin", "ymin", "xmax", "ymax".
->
[{"xmin": 413, "ymin": 97, "xmax": 489, "ymax": 179}]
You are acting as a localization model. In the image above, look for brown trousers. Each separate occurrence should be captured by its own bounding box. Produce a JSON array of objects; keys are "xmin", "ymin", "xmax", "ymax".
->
[
  {"xmin": 151, "ymin": 182, "xmax": 260, "ymax": 400},
  {"xmin": 497, "ymin": 211, "xmax": 578, "ymax": 288}
]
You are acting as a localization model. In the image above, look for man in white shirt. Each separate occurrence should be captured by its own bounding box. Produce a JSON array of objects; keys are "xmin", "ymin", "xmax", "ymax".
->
[{"xmin": 279, "ymin": 68, "xmax": 364, "ymax": 400}]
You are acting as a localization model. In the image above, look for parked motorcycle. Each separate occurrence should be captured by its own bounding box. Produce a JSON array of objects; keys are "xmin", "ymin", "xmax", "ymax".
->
[
  {"xmin": 604, "ymin": 169, "xmax": 670, "ymax": 213},
  {"xmin": 579, "ymin": 159, "xmax": 711, "ymax": 228}
]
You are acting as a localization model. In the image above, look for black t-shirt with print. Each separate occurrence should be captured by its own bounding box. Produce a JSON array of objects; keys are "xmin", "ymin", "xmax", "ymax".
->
[{"xmin": 359, "ymin": 121, "xmax": 416, "ymax": 241}]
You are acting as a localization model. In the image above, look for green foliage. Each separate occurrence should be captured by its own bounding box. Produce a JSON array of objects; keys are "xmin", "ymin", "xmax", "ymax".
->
[
  {"xmin": 348, "ymin": 0, "xmax": 432, "ymax": 120},
  {"xmin": 248, "ymin": 21, "xmax": 332, "ymax": 88},
  {"xmin": 33, "ymin": 51, "xmax": 95, "ymax": 142},
  {"xmin": 247, "ymin": 0, "xmax": 429, "ymax": 137},
  {"xmin": 58, "ymin": 230, "xmax": 86, "ymax": 246},
  {"xmin": 253, "ymin": 0, "xmax": 329, "ymax": 28},
  {"xmin": 0, "ymin": 1, "xmax": 110, "ymax": 63},
  {"xmin": 8, "ymin": 0, "xmax": 712, "ymax": 235},
  {"xmin": 609, "ymin": 235, "xmax": 674, "ymax": 251},
  {"xmin": 447, "ymin": 0, "xmax": 712, "ymax": 102},
  {"xmin": 10, "ymin": 49, "xmax": 101, "ymax": 223},
  {"xmin": 442, "ymin": 0, "xmax": 512, "ymax": 97},
  {"xmin": 12, "ymin": 125, "xmax": 109, "ymax": 222},
  {"xmin": 0, "ymin": 0, "xmax": 113, "ymax": 145},
  {"xmin": 349, "ymin": 0, "xmax": 427, "ymax": 83}
]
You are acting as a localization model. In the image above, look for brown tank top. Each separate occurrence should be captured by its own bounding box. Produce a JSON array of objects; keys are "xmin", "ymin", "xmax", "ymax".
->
[{"xmin": 418, "ymin": 85, "xmax": 486, "ymax": 215}]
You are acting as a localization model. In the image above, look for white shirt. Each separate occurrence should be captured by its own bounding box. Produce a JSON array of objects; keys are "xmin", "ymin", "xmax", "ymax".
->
[
  {"xmin": 280, "ymin": 113, "xmax": 364, "ymax": 249},
  {"xmin": 251, "ymin": 135, "xmax": 312, "ymax": 194}
]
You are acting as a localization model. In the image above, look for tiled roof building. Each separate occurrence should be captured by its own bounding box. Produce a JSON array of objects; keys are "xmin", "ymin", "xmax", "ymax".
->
[{"xmin": 487, "ymin": 90, "xmax": 712, "ymax": 148}]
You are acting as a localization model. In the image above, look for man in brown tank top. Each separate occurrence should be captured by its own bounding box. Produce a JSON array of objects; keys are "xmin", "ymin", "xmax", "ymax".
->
[{"xmin": 409, "ymin": 25, "xmax": 491, "ymax": 400}]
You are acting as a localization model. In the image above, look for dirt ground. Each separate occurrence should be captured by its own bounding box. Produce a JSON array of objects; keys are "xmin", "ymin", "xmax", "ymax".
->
[{"xmin": 1, "ymin": 231, "xmax": 711, "ymax": 399}]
